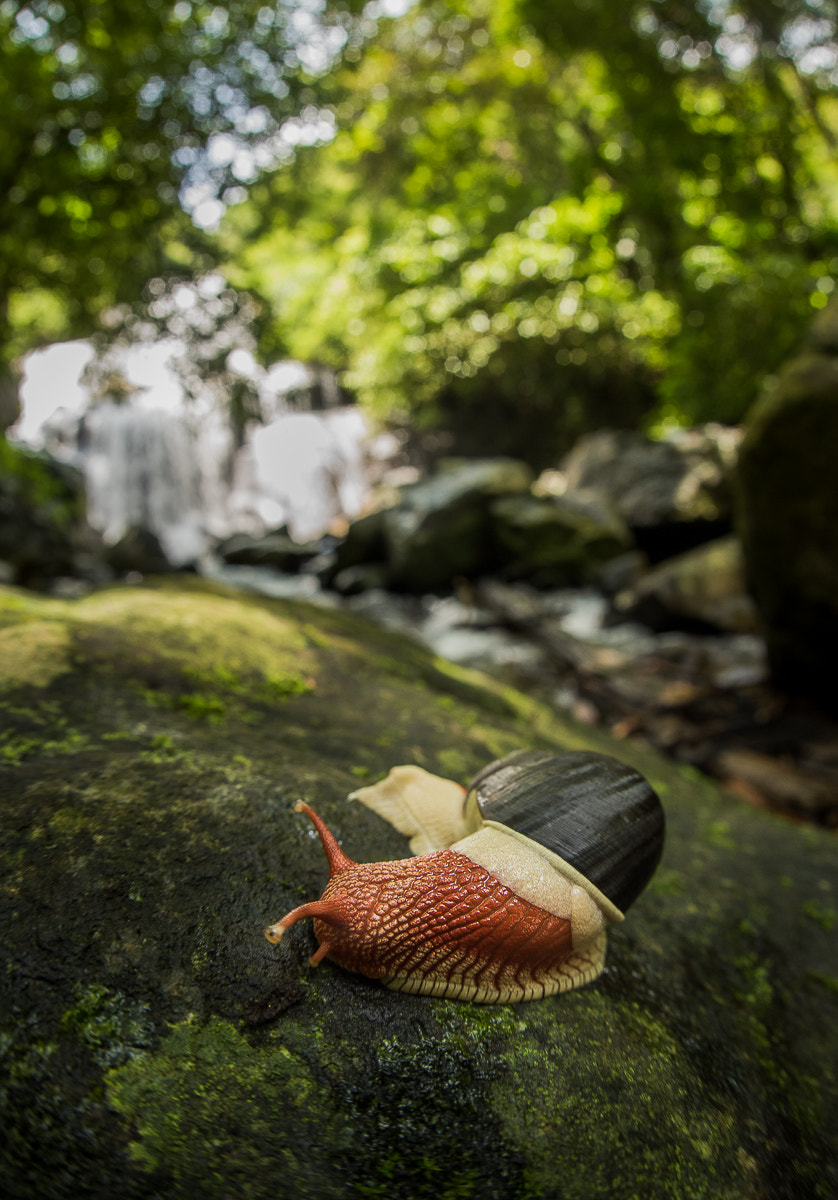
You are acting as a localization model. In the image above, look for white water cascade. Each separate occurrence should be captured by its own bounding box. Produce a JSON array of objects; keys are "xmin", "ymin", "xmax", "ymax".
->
[{"xmin": 11, "ymin": 342, "xmax": 374, "ymax": 566}]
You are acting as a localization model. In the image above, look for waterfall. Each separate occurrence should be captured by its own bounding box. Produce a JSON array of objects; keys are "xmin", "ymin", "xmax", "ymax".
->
[
  {"xmin": 11, "ymin": 341, "xmax": 372, "ymax": 566},
  {"xmin": 75, "ymin": 400, "xmax": 211, "ymax": 566},
  {"xmin": 229, "ymin": 407, "xmax": 369, "ymax": 543}
]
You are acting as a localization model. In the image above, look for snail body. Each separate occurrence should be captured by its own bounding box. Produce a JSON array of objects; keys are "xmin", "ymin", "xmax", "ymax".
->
[{"xmin": 266, "ymin": 750, "xmax": 664, "ymax": 1003}]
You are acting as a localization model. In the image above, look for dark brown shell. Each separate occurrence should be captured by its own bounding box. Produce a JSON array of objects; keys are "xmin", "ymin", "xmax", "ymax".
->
[{"xmin": 467, "ymin": 749, "xmax": 665, "ymax": 913}]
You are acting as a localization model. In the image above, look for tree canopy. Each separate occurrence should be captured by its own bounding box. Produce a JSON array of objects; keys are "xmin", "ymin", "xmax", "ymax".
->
[
  {"xmin": 0, "ymin": 0, "xmax": 362, "ymax": 363},
  {"xmin": 3, "ymin": 0, "xmax": 837, "ymax": 452},
  {"xmin": 223, "ymin": 0, "xmax": 838, "ymax": 457}
]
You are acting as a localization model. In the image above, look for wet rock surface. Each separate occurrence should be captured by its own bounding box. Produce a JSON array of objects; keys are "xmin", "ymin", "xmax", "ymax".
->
[
  {"xmin": 2, "ymin": 578, "xmax": 836, "ymax": 1200},
  {"xmin": 105, "ymin": 525, "xmax": 173, "ymax": 576},
  {"xmin": 0, "ymin": 364, "xmax": 21, "ymax": 434}
]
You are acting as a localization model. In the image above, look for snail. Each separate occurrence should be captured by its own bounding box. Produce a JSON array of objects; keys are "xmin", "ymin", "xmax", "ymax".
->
[{"xmin": 265, "ymin": 749, "xmax": 664, "ymax": 1003}]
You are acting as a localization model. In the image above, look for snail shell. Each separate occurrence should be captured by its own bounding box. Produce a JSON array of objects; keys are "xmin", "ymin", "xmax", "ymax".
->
[
  {"xmin": 466, "ymin": 749, "xmax": 665, "ymax": 915},
  {"xmin": 265, "ymin": 750, "xmax": 664, "ymax": 1003}
]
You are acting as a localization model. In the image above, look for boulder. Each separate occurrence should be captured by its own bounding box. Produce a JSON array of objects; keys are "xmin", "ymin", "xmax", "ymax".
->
[
  {"xmin": 613, "ymin": 534, "xmax": 758, "ymax": 634},
  {"xmin": 382, "ymin": 457, "xmax": 533, "ymax": 592},
  {"xmin": 105, "ymin": 526, "xmax": 173, "ymax": 576},
  {"xmin": 736, "ymin": 300, "xmax": 838, "ymax": 709},
  {"xmin": 0, "ymin": 363, "xmax": 21, "ymax": 433},
  {"xmin": 1, "ymin": 578, "xmax": 836, "ymax": 1200},
  {"xmin": 217, "ymin": 529, "xmax": 321, "ymax": 573},
  {"xmin": 490, "ymin": 488, "xmax": 632, "ymax": 586},
  {"xmin": 560, "ymin": 426, "xmax": 739, "ymax": 561},
  {"xmin": 0, "ymin": 434, "xmax": 104, "ymax": 588},
  {"xmin": 330, "ymin": 562, "xmax": 391, "ymax": 595},
  {"xmin": 328, "ymin": 507, "xmax": 389, "ymax": 582}
]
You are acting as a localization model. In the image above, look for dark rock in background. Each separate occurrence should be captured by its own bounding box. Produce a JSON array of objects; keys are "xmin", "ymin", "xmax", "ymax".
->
[
  {"xmin": 561, "ymin": 425, "xmax": 739, "ymax": 561},
  {"xmin": 490, "ymin": 488, "xmax": 632, "ymax": 586},
  {"xmin": 326, "ymin": 431, "xmax": 742, "ymax": 599},
  {"xmin": 613, "ymin": 534, "xmax": 757, "ymax": 634},
  {"xmin": 105, "ymin": 526, "xmax": 173, "ymax": 576},
  {"xmin": 217, "ymin": 528, "xmax": 323, "ymax": 573},
  {"xmin": 0, "ymin": 364, "xmax": 21, "ymax": 434},
  {"xmin": 737, "ymin": 299, "xmax": 838, "ymax": 711},
  {"xmin": 328, "ymin": 507, "xmax": 389, "ymax": 585},
  {"xmin": 0, "ymin": 434, "xmax": 105, "ymax": 588},
  {"xmin": 381, "ymin": 457, "xmax": 533, "ymax": 592}
]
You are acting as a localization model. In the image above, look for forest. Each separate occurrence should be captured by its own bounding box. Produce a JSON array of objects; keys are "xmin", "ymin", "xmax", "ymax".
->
[
  {"xmin": 2, "ymin": 0, "xmax": 837, "ymax": 450},
  {"xmin": 2, "ymin": 4, "xmax": 838, "ymax": 1199}
]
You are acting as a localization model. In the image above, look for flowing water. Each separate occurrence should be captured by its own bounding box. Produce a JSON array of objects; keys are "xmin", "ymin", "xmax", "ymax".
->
[{"xmin": 12, "ymin": 341, "xmax": 374, "ymax": 565}]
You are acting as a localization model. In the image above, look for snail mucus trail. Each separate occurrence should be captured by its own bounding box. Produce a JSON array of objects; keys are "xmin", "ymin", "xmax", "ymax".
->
[{"xmin": 265, "ymin": 749, "xmax": 665, "ymax": 1004}]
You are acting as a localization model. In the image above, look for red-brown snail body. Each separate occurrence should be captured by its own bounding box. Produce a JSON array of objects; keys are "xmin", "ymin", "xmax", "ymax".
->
[{"xmin": 265, "ymin": 749, "xmax": 665, "ymax": 1003}]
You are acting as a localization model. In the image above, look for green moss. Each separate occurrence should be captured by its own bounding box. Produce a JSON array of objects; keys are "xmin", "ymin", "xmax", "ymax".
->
[
  {"xmin": 107, "ymin": 1017, "xmax": 346, "ymax": 1198},
  {"xmin": 0, "ymin": 736, "xmax": 43, "ymax": 764},
  {"xmin": 809, "ymin": 972, "xmax": 838, "ymax": 996},
  {"xmin": 61, "ymin": 982, "xmax": 153, "ymax": 1069},
  {"xmin": 0, "ymin": 727, "xmax": 89, "ymax": 764},
  {"xmin": 802, "ymin": 901, "xmax": 836, "ymax": 932},
  {"xmin": 732, "ymin": 951, "xmax": 774, "ymax": 1013},
  {"xmin": 179, "ymin": 691, "xmax": 228, "ymax": 722},
  {"xmin": 182, "ymin": 662, "xmax": 314, "ymax": 703},
  {"xmin": 490, "ymin": 997, "xmax": 743, "ymax": 1200},
  {"xmin": 434, "ymin": 747, "xmax": 472, "ymax": 782},
  {"xmin": 106, "ymin": 1007, "xmax": 524, "ymax": 1200},
  {"xmin": 260, "ymin": 670, "xmax": 314, "ymax": 700},
  {"xmin": 301, "ymin": 622, "xmax": 333, "ymax": 648},
  {"xmin": 141, "ymin": 732, "xmax": 191, "ymax": 763},
  {"xmin": 0, "ymin": 621, "xmax": 72, "ymax": 689},
  {"xmin": 467, "ymin": 725, "xmax": 526, "ymax": 765},
  {"xmin": 184, "ymin": 664, "xmax": 242, "ymax": 690},
  {"xmin": 140, "ymin": 665, "xmax": 311, "ymax": 725},
  {"xmin": 647, "ymin": 868, "xmax": 686, "ymax": 897},
  {"xmin": 0, "ymin": 438, "xmax": 80, "ymax": 516},
  {"xmin": 0, "ymin": 1035, "xmax": 92, "ymax": 1192},
  {"xmin": 144, "ymin": 684, "xmax": 228, "ymax": 724},
  {"xmin": 702, "ymin": 820, "xmax": 735, "ymax": 851},
  {"xmin": 426, "ymin": 655, "xmax": 518, "ymax": 716},
  {"xmin": 333, "ymin": 1024, "xmax": 521, "ymax": 1199},
  {"xmin": 433, "ymin": 999, "xmax": 521, "ymax": 1046}
]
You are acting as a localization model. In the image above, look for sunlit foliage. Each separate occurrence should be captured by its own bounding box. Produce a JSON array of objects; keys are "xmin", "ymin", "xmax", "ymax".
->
[
  {"xmin": 226, "ymin": 0, "xmax": 838, "ymax": 450},
  {"xmin": 0, "ymin": 0, "xmax": 362, "ymax": 362}
]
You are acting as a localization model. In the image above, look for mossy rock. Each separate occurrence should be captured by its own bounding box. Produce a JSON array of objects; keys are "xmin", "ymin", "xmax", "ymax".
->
[
  {"xmin": 0, "ymin": 435, "xmax": 99, "ymax": 586},
  {"xmin": 383, "ymin": 458, "xmax": 534, "ymax": 591},
  {"xmin": 1, "ymin": 578, "xmax": 836, "ymax": 1200},
  {"xmin": 736, "ymin": 329, "xmax": 838, "ymax": 707},
  {"xmin": 615, "ymin": 534, "xmax": 758, "ymax": 634},
  {"xmin": 490, "ymin": 490, "xmax": 632, "ymax": 586},
  {"xmin": 0, "ymin": 364, "xmax": 21, "ymax": 433}
]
